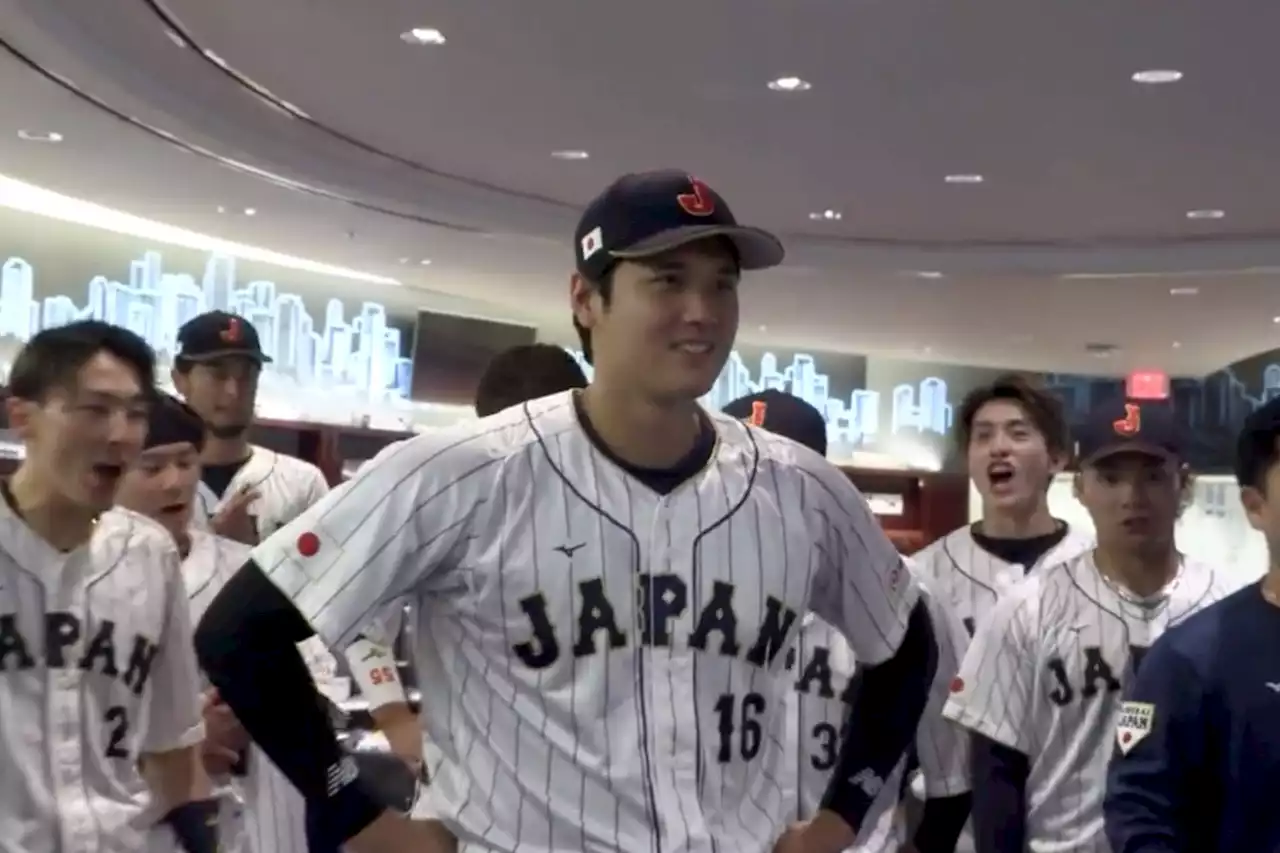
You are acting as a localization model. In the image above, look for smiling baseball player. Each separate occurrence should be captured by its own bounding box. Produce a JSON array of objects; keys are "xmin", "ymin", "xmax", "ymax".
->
[
  {"xmin": 0, "ymin": 321, "xmax": 214, "ymax": 853},
  {"xmin": 724, "ymin": 390, "xmax": 972, "ymax": 853},
  {"xmin": 193, "ymin": 171, "xmax": 941, "ymax": 853},
  {"xmin": 944, "ymin": 400, "xmax": 1237, "ymax": 852}
]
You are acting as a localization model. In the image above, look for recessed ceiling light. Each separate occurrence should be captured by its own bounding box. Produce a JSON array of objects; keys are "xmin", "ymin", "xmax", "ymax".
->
[
  {"xmin": 758, "ymin": 324, "xmax": 768, "ymax": 333},
  {"xmin": 1132, "ymin": 69, "xmax": 1183, "ymax": 84},
  {"xmin": 17, "ymin": 130, "xmax": 63, "ymax": 143},
  {"xmin": 418, "ymin": 259, "xmax": 432, "ymax": 266},
  {"xmin": 1186, "ymin": 209, "xmax": 1224, "ymax": 220},
  {"xmin": 808, "ymin": 209, "xmax": 842, "ymax": 221},
  {"xmin": 1172, "ymin": 341, "xmax": 1181, "ymax": 348},
  {"xmin": 1273, "ymin": 316, "xmax": 1280, "ymax": 324},
  {"xmin": 1169, "ymin": 286, "xmax": 1199, "ymax": 295},
  {"xmin": 216, "ymin": 206, "xmax": 227, "ymax": 214},
  {"xmin": 400, "ymin": 27, "xmax": 446, "ymax": 45},
  {"xmin": 767, "ymin": 76, "xmax": 812, "ymax": 92},
  {"xmin": 243, "ymin": 207, "xmax": 257, "ymax": 216},
  {"xmin": 944, "ymin": 174, "xmax": 984, "ymax": 184},
  {"xmin": 550, "ymin": 150, "xmax": 590, "ymax": 160},
  {"xmin": 914, "ymin": 271, "xmax": 944, "ymax": 279}
]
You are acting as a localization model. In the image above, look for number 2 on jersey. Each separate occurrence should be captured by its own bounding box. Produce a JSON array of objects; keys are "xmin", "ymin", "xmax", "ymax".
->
[
  {"xmin": 103, "ymin": 705, "xmax": 130, "ymax": 759},
  {"xmin": 714, "ymin": 692, "xmax": 765, "ymax": 763}
]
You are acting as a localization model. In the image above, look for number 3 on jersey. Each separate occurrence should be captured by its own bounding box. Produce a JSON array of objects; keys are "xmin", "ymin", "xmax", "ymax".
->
[
  {"xmin": 103, "ymin": 705, "xmax": 130, "ymax": 759},
  {"xmin": 714, "ymin": 692, "xmax": 765, "ymax": 762}
]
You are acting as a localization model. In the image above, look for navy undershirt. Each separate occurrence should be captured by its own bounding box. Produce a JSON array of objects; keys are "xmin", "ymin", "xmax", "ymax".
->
[
  {"xmin": 971, "ymin": 520, "xmax": 1069, "ymax": 573},
  {"xmin": 201, "ymin": 456, "xmax": 251, "ymax": 499},
  {"xmin": 572, "ymin": 393, "xmax": 716, "ymax": 494}
]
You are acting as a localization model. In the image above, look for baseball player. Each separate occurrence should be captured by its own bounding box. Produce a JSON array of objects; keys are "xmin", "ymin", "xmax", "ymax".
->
[
  {"xmin": 194, "ymin": 170, "xmax": 943, "ymax": 853},
  {"xmin": 944, "ymin": 400, "xmax": 1238, "ymax": 852},
  {"xmin": 111, "ymin": 393, "xmax": 418, "ymax": 853},
  {"xmin": 724, "ymin": 390, "xmax": 972, "ymax": 853},
  {"xmin": 0, "ymin": 321, "xmax": 215, "ymax": 853},
  {"xmin": 1102, "ymin": 397, "xmax": 1280, "ymax": 853},
  {"xmin": 474, "ymin": 343, "xmax": 589, "ymax": 417},
  {"xmin": 913, "ymin": 373, "xmax": 1094, "ymax": 638},
  {"xmin": 170, "ymin": 310, "xmax": 329, "ymax": 541}
]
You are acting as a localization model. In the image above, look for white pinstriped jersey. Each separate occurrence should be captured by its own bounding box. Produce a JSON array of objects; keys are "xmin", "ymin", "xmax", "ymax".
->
[
  {"xmin": 913, "ymin": 524, "xmax": 1094, "ymax": 638},
  {"xmin": 943, "ymin": 552, "xmax": 1238, "ymax": 852},
  {"xmin": 253, "ymin": 391, "xmax": 919, "ymax": 853},
  {"xmin": 190, "ymin": 445, "xmax": 329, "ymax": 539},
  {"xmin": 787, "ymin": 578, "xmax": 971, "ymax": 852},
  {"xmin": 0, "ymin": 505, "xmax": 204, "ymax": 853}
]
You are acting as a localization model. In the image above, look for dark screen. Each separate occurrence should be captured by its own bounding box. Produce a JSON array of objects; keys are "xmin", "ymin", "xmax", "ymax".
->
[{"xmin": 409, "ymin": 312, "xmax": 536, "ymax": 405}]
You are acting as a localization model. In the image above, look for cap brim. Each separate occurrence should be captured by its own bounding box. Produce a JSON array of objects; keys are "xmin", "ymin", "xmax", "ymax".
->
[
  {"xmin": 179, "ymin": 350, "xmax": 273, "ymax": 365},
  {"xmin": 1082, "ymin": 442, "xmax": 1179, "ymax": 465},
  {"xmin": 609, "ymin": 224, "xmax": 785, "ymax": 270}
]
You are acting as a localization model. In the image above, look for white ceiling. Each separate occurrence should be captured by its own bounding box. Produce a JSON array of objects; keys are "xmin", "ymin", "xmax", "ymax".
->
[{"xmin": 2, "ymin": 0, "xmax": 1280, "ymax": 374}]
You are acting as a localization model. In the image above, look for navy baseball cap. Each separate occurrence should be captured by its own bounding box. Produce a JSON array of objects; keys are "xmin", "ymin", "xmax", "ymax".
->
[
  {"xmin": 1075, "ymin": 400, "xmax": 1184, "ymax": 465},
  {"xmin": 723, "ymin": 389, "xmax": 828, "ymax": 456},
  {"xmin": 176, "ymin": 311, "xmax": 271, "ymax": 364},
  {"xmin": 574, "ymin": 170, "xmax": 785, "ymax": 281}
]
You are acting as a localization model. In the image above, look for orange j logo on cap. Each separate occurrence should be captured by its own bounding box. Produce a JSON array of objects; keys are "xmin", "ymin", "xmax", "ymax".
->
[{"xmin": 748, "ymin": 400, "xmax": 768, "ymax": 427}]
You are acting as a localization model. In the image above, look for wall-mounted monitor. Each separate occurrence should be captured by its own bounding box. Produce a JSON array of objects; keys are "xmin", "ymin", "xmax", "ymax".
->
[{"xmin": 409, "ymin": 312, "xmax": 536, "ymax": 406}]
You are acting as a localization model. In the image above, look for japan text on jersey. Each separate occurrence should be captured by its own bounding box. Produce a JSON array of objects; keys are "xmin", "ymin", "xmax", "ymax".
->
[
  {"xmin": 252, "ymin": 391, "xmax": 919, "ymax": 853},
  {"xmin": 943, "ymin": 552, "xmax": 1238, "ymax": 852},
  {"xmin": 786, "ymin": 578, "xmax": 971, "ymax": 853},
  {"xmin": 0, "ymin": 505, "xmax": 203, "ymax": 853},
  {"xmin": 190, "ymin": 445, "xmax": 329, "ymax": 537},
  {"xmin": 913, "ymin": 524, "xmax": 1094, "ymax": 638}
]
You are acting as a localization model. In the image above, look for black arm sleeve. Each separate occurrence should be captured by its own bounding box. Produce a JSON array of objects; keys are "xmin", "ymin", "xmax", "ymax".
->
[
  {"xmin": 819, "ymin": 599, "xmax": 938, "ymax": 829},
  {"xmin": 970, "ymin": 733, "xmax": 1028, "ymax": 853},
  {"xmin": 913, "ymin": 793, "xmax": 972, "ymax": 853},
  {"xmin": 193, "ymin": 561, "xmax": 385, "ymax": 842}
]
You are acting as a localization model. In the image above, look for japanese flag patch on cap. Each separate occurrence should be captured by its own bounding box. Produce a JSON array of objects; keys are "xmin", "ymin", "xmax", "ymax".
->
[{"xmin": 1115, "ymin": 701, "xmax": 1154, "ymax": 755}]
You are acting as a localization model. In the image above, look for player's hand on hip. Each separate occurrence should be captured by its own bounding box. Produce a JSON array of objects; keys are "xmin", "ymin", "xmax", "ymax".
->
[
  {"xmin": 773, "ymin": 812, "xmax": 857, "ymax": 853},
  {"xmin": 201, "ymin": 689, "xmax": 250, "ymax": 757},
  {"xmin": 327, "ymin": 810, "xmax": 457, "ymax": 853},
  {"xmin": 210, "ymin": 486, "xmax": 260, "ymax": 544}
]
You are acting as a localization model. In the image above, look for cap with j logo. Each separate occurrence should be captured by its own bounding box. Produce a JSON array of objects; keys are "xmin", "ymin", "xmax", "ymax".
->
[
  {"xmin": 722, "ymin": 389, "xmax": 828, "ymax": 457},
  {"xmin": 175, "ymin": 311, "xmax": 272, "ymax": 364},
  {"xmin": 1074, "ymin": 399, "xmax": 1183, "ymax": 466}
]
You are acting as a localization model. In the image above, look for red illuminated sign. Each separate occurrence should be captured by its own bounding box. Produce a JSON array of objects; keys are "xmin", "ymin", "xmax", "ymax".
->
[{"xmin": 1126, "ymin": 370, "xmax": 1170, "ymax": 400}]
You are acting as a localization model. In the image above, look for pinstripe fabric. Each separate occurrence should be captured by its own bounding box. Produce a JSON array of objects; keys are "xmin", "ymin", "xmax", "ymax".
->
[
  {"xmin": 0, "ymin": 504, "xmax": 203, "ymax": 853},
  {"xmin": 251, "ymin": 390, "xmax": 918, "ymax": 853},
  {"xmin": 944, "ymin": 552, "xmax": 1240, "ymax": 852},
  {"xmin": 913, "ymin": 524, "xmax": 1096, "ymax": 636},
  {"xmin": 787, "ymin": 577, "xmax": 971, "ymax": 853},
  {"xmin": 190, "ymin": 452, "xmax": 333, "ymax": 853},
  {"xmin": 189, "ymin": 445, "xmax": 329, "ymax": 538}
]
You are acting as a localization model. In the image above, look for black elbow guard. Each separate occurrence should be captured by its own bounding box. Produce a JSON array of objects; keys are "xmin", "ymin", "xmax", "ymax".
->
[{"xmin": 161, "ymin": 799, "xmax": 220, "ymax": 853}]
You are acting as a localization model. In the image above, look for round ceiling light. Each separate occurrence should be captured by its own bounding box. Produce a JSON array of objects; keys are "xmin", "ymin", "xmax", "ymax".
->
[
  {"xmin": 1169, "ymin": 286, "xmax": 1199, "ymax": 295},
  {"xmin": 808, "ymin": 209, "xmax": 842, "ymax": 221},
  {"xmin": 944, "ymin": 173, "xmax": 984, "ymax": 184},
  {"xmin": 400, "ymin": 28, "xmax": 446, "ymax": 45},
  {"xmin": 550, "ymin": 150, "xmax": 590, "ymax": 160},
  {"xmin": 1185, "ymin": 209, "xmax": 1224, "ymax": 220},
  {"xmin": 913, "ymin": 271, "xmax": 944, "ymax": 279},
  {"xmin": 1132, "ymin": 69, "xmax": 1183, "ymax": 84},
  {"xmin": 768, "ymin": 77, "xmax": 812, "ymax": 92},
  {"xmin": 243, "ymin": 207, "xmax": 257, "ymax": 216},
  {"xmin": 419, "ymin": 258, "xmax": 432, "ymax": 266},
  {"xmin": 17, "ymin": 130, "xmax": 63, "ymax": 143}
]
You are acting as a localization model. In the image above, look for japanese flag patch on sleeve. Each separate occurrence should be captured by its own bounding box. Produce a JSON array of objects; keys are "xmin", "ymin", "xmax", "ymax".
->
[{"xmin": 1115, "ymin": 701, "xmax": 1155, "ymax": 755}]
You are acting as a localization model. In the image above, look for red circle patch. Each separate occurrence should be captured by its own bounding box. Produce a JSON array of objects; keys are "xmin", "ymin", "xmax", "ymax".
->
[
  {"xmin": 296, "ymin": 531, "xmax": 321, "ymax": 557},
  {"xmin": 950, "ymin": 677, "xmax": 965, "ymax": 694},
  {"xmin": 1121, "ymin": 732, "xmax": 1132, "ymax": 744}
]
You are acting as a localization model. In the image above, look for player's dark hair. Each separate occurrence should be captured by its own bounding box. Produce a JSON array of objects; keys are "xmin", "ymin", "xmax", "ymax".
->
[
  {"xmin": 8, "ymin": 320, "xmax": 156, "ymax": 402},
  {"xmin": 572, "ymin": 270, "xmax": 614, "ymax": 366},
  {"xmin": 955, "ymin": 372, "xmax": 1069, "ymax": 459},
  {"xmin": 474, "ymin": 344, "xmax": 588, "ymax": 417},
  {"xmin": 1234, "ymin": 398, "xmax": 1280, "ymax": 492}
]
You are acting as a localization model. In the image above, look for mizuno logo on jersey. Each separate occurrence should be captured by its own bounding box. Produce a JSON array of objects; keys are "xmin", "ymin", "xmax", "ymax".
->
[
  {"xmin": 510, "ymin": 573, "xmax": 799, "ymax": 671},
  {"xmin": 0, "ymin": 612, "xmax": 158, "ymax": 696}
]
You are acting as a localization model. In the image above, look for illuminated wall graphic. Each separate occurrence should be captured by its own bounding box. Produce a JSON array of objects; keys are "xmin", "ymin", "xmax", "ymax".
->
[
  {"xmin": 565, "ymin": 349, "xmax": 955, "ymax": 463},
  {"xmin": 0, "ymin": 251, "xmax": 413, "ymax": 398}
]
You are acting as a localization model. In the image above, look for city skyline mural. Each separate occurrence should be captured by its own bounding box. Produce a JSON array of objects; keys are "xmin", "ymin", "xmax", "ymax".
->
[{"xmin": 0, "ymin": 230, "xmax": 1275, "ymax": 470}]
